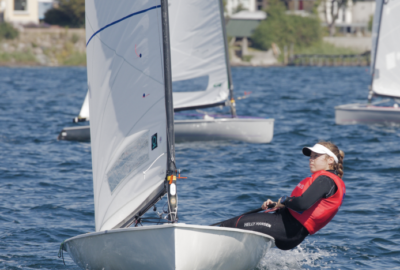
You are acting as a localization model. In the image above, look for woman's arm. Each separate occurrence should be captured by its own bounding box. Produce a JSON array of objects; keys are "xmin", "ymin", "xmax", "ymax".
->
[{"xmin": 282, "ymin": 176, "xmax": 337, "ymax": 212}]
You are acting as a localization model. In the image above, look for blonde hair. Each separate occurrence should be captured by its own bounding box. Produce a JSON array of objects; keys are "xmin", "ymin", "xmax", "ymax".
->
[{"xmin": 318, "ymin": 141, "xmax": 345, "ymax": 179}]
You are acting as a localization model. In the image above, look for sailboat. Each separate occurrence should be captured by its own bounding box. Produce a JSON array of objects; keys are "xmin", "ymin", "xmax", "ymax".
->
[
  {"xmin": 169, "ymin": 0, "xmax": 274, "ymax": 143},
  {"xmin": 73, "ymin": 91, "xmax": 89, "ymax": 123},
  {"xmin": 335, "ymin": 0, "xmax": 400, "ymax": 125},
  {"xmin": 60, "ymin": 0, "xmax": 274, "ymax": 268},
  {"xmin": 58, "ymin": 0, "xmax": 274, "ymax": 143},
  {"xmin": 57, "ymin": 92, "xmax": 91, "ymax": 142}
]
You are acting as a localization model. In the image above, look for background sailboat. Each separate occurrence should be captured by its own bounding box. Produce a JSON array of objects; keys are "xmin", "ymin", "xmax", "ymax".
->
[
  {"xmin": 61, "ymin": 0, "xmax": 274, "ymax": 268},
  {"xmin": 335, "ymin": 0, "xmax": 400, "ymax": 125},
  {"xmin": 58, "ymin": 91, "xmax": 90, "ymax": 142},
  {"xmin": 58, "ymin": 0, "xmax": 274, "ymax": 143},
  {"xmin": 170, "ymin": 0, "xmax": 274, "ymax": 143}
]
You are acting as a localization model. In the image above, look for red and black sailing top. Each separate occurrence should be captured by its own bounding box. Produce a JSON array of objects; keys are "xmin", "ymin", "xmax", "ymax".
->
[{"xmin": 285, "ymin": 170, "xmax": 346, "ymax": 235}]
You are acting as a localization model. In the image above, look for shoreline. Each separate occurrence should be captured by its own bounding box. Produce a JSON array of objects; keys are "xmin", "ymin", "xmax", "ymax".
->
[
  {"xmin": 0, "ymin": 28, "xmax": 86, "ymax": 66},
  {"xmin": 0, "ymin": 28, "xmax": 369, "ymax": 67}
]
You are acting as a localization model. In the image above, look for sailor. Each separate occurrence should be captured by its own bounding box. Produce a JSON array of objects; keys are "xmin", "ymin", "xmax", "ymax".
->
[{"xmin": 220, "ymin": 141, "xmax": 345, "ymax": 250}]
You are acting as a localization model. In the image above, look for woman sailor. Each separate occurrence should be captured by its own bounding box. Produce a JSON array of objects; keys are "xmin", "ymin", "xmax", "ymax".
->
[{"xmin": 221, "ymin": 141, "xmax": 345, "ymax": 250}]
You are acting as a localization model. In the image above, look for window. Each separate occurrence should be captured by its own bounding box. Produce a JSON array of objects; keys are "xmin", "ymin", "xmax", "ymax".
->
[
  {"xmin": 14, "ymin": 0, "xmax": 27, "ymax": 11},
  {"xmin": 173, "ymin": 75, "xmax": 209, "ymax": 92}
]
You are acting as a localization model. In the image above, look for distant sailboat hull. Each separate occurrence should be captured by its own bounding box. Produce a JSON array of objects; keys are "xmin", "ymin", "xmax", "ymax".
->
[
  {"xmin": 63, "ymin": 224, "xmax": 274, "ymax": 270},
  {"xmin": 175, "ymin": 118, "xmax": 274, "ymax": 144},
  {"xmin": 58, "ymin": 125, "xmax": 90, "ymax": 142},
  {"xmin": 58, "ymin": 118, "xmax": 274, "ymax": 144},
  {"xmin": 335, "ymin": 103, "xmax": 400, "ymax": 125}
]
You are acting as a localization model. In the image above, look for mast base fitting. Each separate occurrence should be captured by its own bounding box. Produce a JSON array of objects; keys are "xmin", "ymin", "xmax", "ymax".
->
[{"xmin": 167, "ymin": 175, "xmax": 176, "ymax": 184}]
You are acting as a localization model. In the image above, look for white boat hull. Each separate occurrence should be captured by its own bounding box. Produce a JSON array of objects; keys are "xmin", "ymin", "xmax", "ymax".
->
[
  {"xmin": 335, "ymin": 103, "xmax": 400, "ymax": 125},
  {"xmin": 175, "ymin": 118, "xmax": 274, "ymax": 143},
  {"xmin": 63, "ymin": 223, "xmax": 274, "ymax": 270},
  {"xmin": 58, "ymin": 118, "xmax": 274, "ymax": 144},
  {"xmin": 58, "ymin": 125, "xmax": 90, "ymax": 142}
]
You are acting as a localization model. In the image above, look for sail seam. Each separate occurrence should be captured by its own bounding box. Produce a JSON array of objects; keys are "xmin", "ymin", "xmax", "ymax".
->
[
  {"xmin": 92, "ymin": 30, "xmax": 164, "ymax": 85},
  {"xmin": 143, "ymin": 153, "xmax": 165, "ymax": 179},
  {"xmin": 86, "ymin": 5, "xmax": 162, "ymax": 46}
]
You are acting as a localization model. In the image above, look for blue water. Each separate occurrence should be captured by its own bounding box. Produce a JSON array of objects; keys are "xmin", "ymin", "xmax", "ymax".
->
[{"xmin": 1, "ymin": 66, "xmax": 399, "ymax": 269}]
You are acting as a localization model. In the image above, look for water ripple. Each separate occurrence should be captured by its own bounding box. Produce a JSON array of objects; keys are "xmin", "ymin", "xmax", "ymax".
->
[{"xmin": 0, "ymin": 67, "xmax": 399, "ymax": 269}]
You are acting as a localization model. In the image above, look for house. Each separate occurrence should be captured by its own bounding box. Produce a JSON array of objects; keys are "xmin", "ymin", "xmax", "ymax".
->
[
  {"xmin": 0, "ymin": 0, "xmax": 6, "ymax": 22},
  {"xmin": 1, "ymin": 0, "xmax": 54, "ymax": 25},
  {"xmin": 38, "ymin": 0, "xmax": 52, "ymax": 20},
  {"xmin": 318, "ymin": 0, "xmax": 376, "ymax": 34},
  {"xmin": 226, "ymin": 10, "xmax": 267, "ymax": 39},
  {"xmin": 226, "ymin": 10, "xmax": 267, "ymax": 55},
  {"xmin": 226, "ymin": 0, "xmax": 268, "ymax": 16},
  {"xmin": 227, "ymin": 0, "xmax": 376, "ymax": 34},
  {"xmin": 285, "ymin": 0, "xmax": 376, "ymax": 34}
]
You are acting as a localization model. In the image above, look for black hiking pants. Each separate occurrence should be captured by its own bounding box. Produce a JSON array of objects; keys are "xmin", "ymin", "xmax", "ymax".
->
[{"xmin": 220, "ymin": 208, "xmax": 309, "ymax": 250}]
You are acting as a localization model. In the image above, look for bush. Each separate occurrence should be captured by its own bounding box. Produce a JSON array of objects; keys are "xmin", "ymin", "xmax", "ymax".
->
[
  {"xmin": 44, "ymin": 8, "xmax": 72, "ymax": 27},
  {"xmin": 44, "ymin": 0, "xmax": 85, "ymax": 27},
  {"xmin": 251, "ymin": 0, "xmax": 322, "ymax": 51},
  {"xmin": 0, "ymin": 22, "xmax": 19, "ymax": 40}
]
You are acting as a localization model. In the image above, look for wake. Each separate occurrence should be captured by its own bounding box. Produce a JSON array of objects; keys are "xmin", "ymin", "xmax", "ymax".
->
[{"xmin": 256, "ymin": 240, "xmax": 334, "ymax": 270}]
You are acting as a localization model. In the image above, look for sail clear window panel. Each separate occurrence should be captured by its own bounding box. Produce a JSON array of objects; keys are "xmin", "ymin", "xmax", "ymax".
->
[
  {"xmin": 107, "ymin": 131, "xmax": 150, "ymax": 193},
  {"xmin": 173, "ymin": 82, "xmax": 229, "ymax": 110},
  {"xmin": 173, "ymin": 75, "xmax": 209, "ymax": 92}
]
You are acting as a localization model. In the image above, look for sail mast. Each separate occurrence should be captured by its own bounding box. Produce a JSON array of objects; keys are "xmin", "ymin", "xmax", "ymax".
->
[
  {"xmin": 218, "ymin": 0, "xmax": 237, "ymax": 117},
  {"xmin": 368, "ymin": 0, "xmax": 385, "ymax": 103},
  {"xmin": 161, "ymin": 0, "xmax": 178, "ymax": 222}
]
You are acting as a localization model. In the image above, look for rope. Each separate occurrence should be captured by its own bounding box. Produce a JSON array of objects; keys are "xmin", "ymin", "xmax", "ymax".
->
[
  {"xmin": 263, "ymin": 207, "xmax": 279, "ymax": 213},
  {"xmin": 57, "ymin": 241, "xmax": 65, "ymax": 265}
]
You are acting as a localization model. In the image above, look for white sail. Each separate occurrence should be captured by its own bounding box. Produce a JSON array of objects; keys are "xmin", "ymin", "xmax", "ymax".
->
[
  {"xmin": 86, "ymin": 0, "xmax": 169, "ymax": 232},
  {"xmin": 78, "ymin": 91, "xmax": 90, "ymax": 120},
  {"xmin": 169, "ymin": 0, "xmax": 230, "ymax": 110},
  {"xmin": 372, "ymin": 0, "xmax": 400, "ymax": 98}
]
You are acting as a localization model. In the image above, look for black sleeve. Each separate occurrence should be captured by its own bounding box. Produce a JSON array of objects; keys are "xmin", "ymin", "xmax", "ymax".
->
[{"xmin": 282, "ymin": 176, "xmax": 338, "ymax": 212}]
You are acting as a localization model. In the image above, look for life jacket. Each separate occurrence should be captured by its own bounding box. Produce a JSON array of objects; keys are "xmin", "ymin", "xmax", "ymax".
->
[{"xmin": 288, "ymin": 170, "xmax": 346, "ymax": 235}]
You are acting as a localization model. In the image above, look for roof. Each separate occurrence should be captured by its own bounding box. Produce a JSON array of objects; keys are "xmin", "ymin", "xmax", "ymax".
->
[
  {"xmin": 226, "ymin": 19, "xmax": 262, "ymax": 38},
  {"xmin": 230, "ymin": 10, "xmax": 267, "ymax": 20},
  {"xmin": 226, "ymin": 11, "xmax": 266, "ymax": 38}
]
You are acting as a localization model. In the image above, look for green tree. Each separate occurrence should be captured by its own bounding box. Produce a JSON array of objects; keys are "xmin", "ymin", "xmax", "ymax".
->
[
  {"xmin": 321, "ymin": 0, "xmax": 348, "ymax": 36},
  {"xmin": 251, "ymin": 0, "xmax": 322, "ymax": 51},
  {"xmin": 0, "ymin": 22, "xmax": 19, "ymax": 40},
  {"xmin": 368, "ymin": 15, "xmax": 373, "ymax": 32},
  {"xmin": 44, "ymin": 0, "xmax": 85, "ymax": 27},
  {"xmin": 233, "ymin": 3, "xmax": 246, "ymax": 14}
]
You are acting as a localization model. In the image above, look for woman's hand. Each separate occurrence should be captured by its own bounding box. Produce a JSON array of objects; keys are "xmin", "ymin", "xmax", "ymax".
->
[
  {"xmin": 261, "ymin": 199, "xmax": 275, "ymax": 210},
  {"xmin": 275, "ymin": 197, "xmax": 286, "ymax": 209}
]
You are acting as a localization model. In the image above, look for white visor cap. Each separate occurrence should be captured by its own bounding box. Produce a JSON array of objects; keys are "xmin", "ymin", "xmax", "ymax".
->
[{"xmin": 302, "ymin": 144, "xmax": 338, "ymax": 164}]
